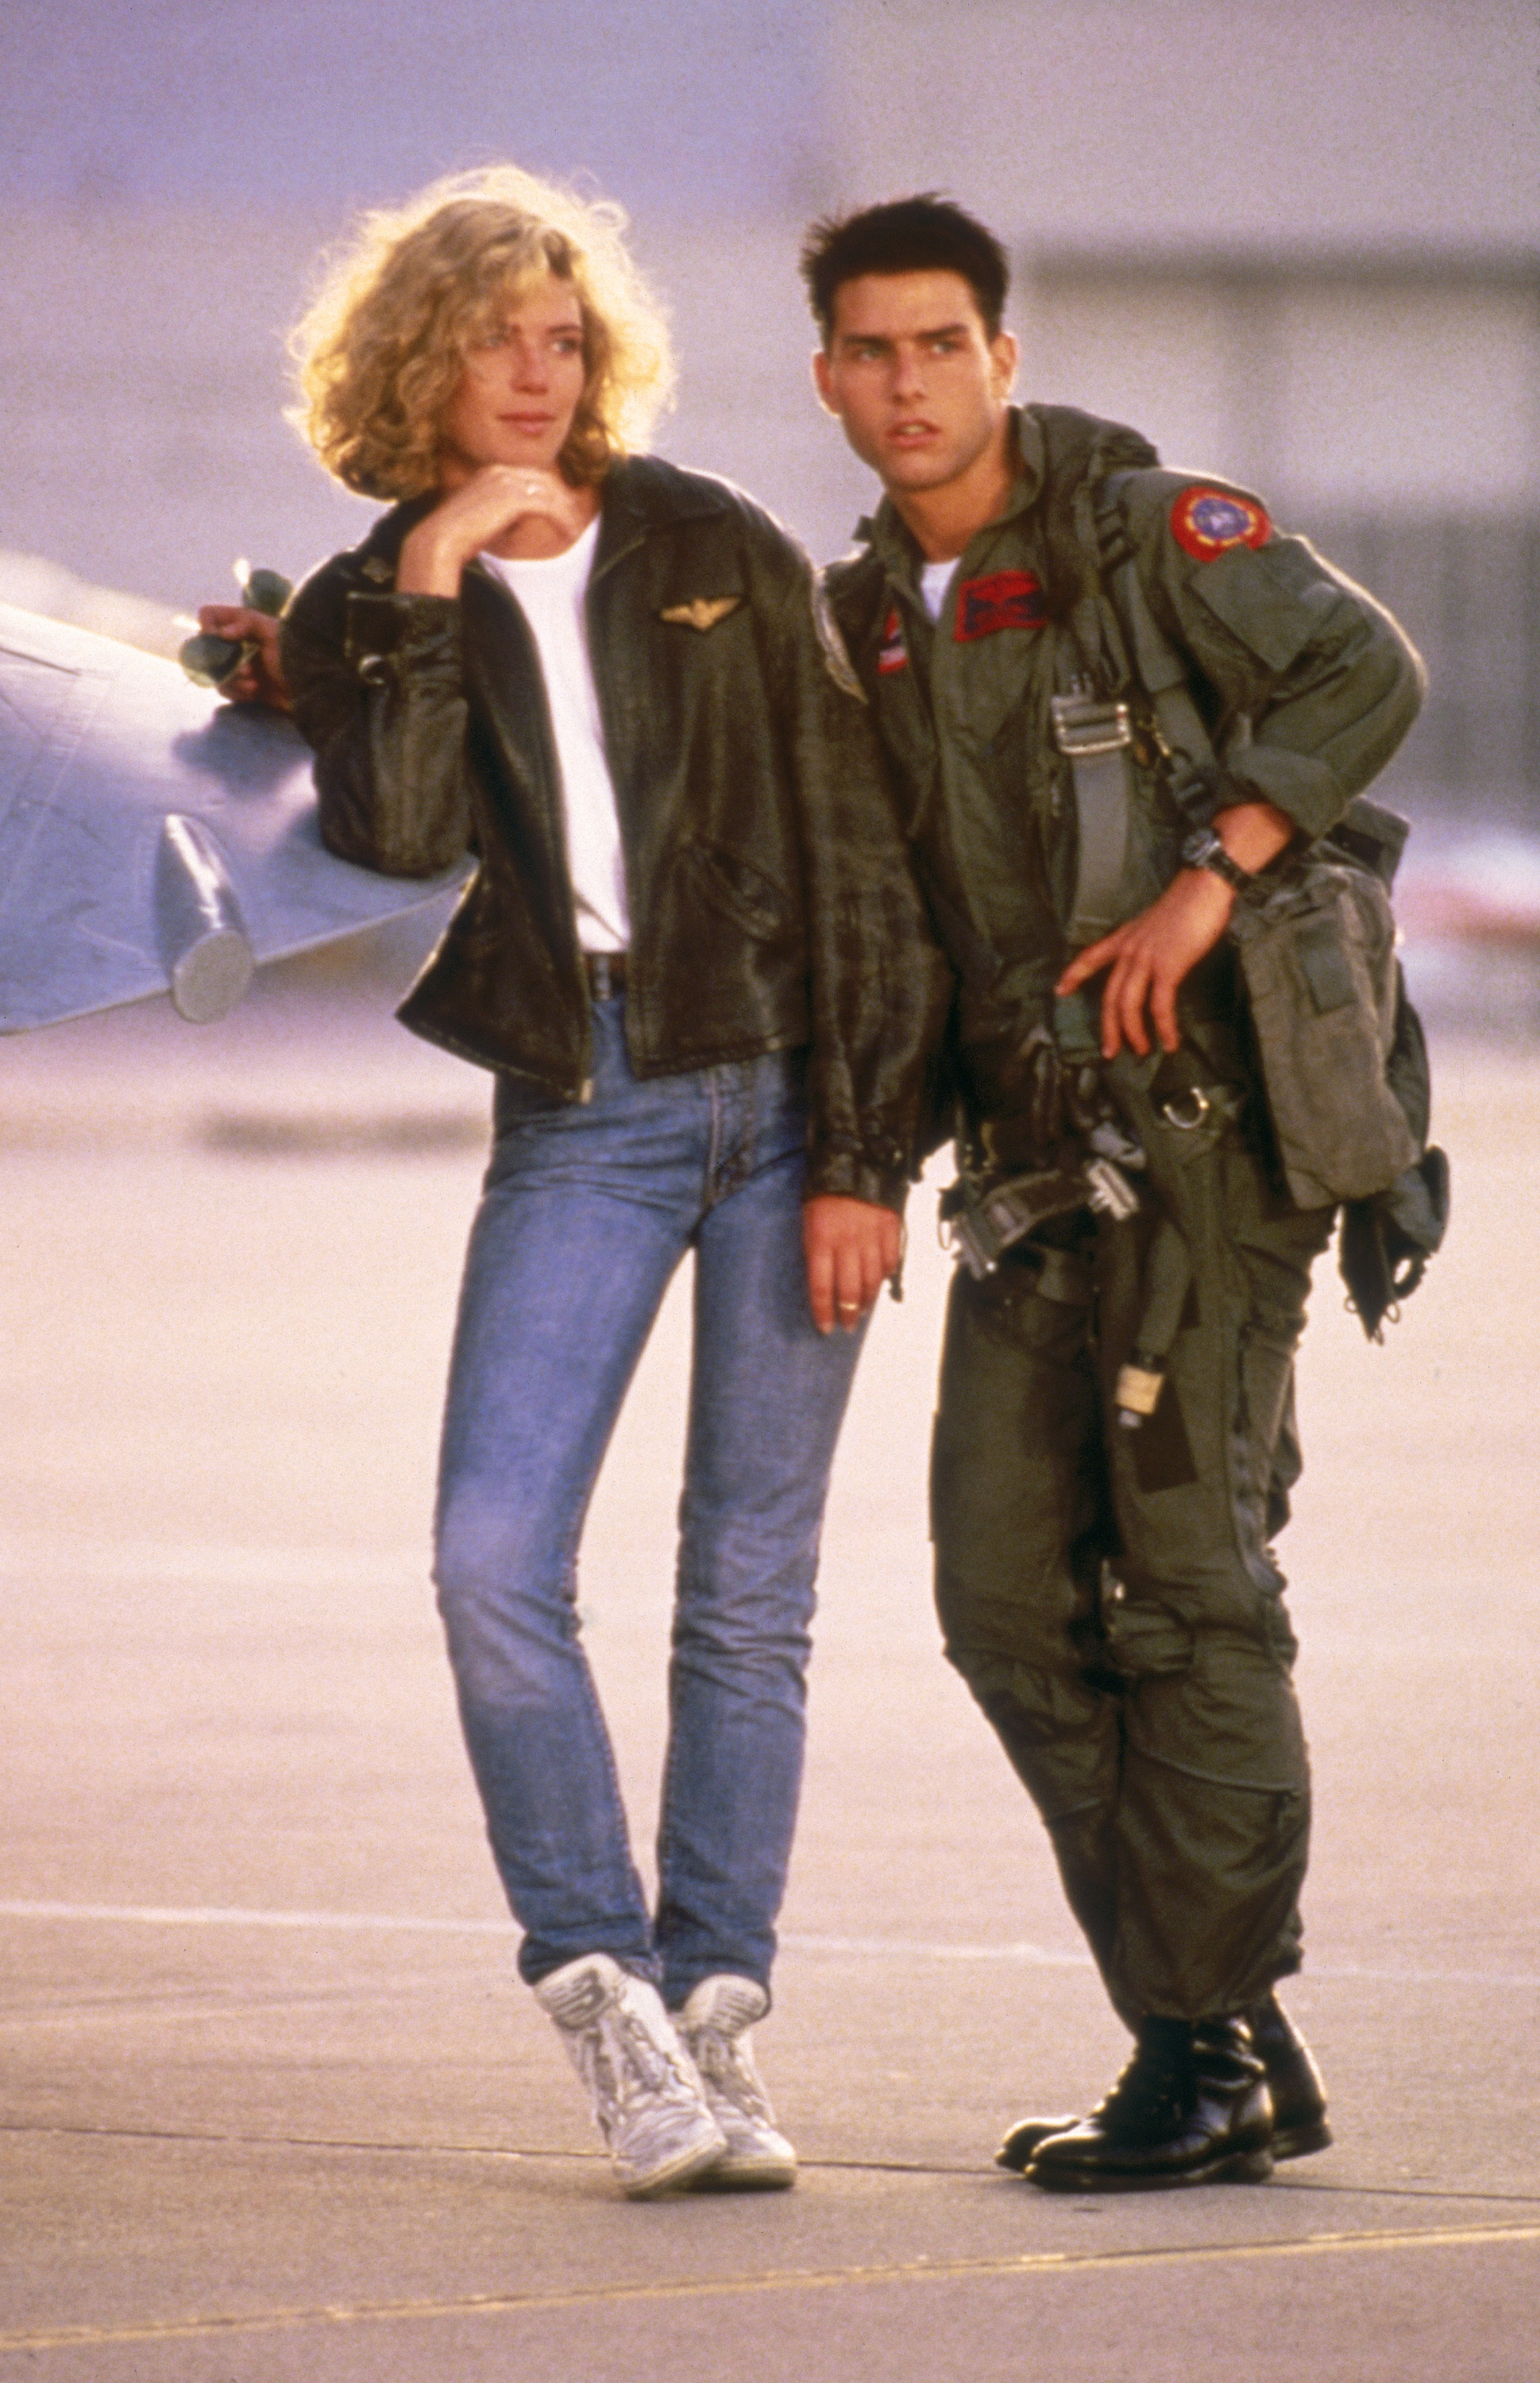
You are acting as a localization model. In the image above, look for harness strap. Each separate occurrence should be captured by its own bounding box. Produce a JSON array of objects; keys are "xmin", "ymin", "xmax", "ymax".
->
[
  {"xmin": 1056, "ymin": 468, "xmax": 1226, "ymax": 950},
  {"xmin": 1053, "ymin": 689, "xmax": 1137, "ymax": 947},
  {"xmin": 1095, "ymin": 472, "xmax": 1222, "ymax": 805}
]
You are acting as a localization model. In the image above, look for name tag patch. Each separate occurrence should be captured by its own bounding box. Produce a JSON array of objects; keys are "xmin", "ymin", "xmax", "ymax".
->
[
  {"xmin": 1170, "ymin": 487, "xmax": 1272, "ymax": 562},
  {"xmin": 878, "ymin": 607, "xmax": 909, "ymax": 674},
  {"xmin": 954, "ymin": 570, "xmax": 1047, "ymax": 641}
]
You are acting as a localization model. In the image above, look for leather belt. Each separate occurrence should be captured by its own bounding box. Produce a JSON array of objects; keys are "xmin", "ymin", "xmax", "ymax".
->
[{"xmin": 583, "ymin": 950, "xmax": 628, "ymax": 999}]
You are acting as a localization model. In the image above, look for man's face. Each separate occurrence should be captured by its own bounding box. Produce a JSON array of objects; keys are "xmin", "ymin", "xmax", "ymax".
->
[
  {"xmin": 438, "ymin": 271, "xmax": 589, "ymax": 480},
  {"xmin": 813, "ymin": 268, "xmax": 1017, "ymax": 497}
]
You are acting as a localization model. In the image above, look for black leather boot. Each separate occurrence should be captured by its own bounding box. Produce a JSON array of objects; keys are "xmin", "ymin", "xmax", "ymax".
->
[
  {"xmin": 996, "ymin": 1988, "xmax": 1330, "ymax": 2172},
  {"xmin": 994, "ymin": 2110, "xmax": 1080, "ymax": 2173},
  {"xmin": 1246, "ymin": 1988, "xmax": 1331, "ymax": 2158},
  {"xmin": 1022, "ymin": 2015, "xmax": 1273, "ymax": 2192}
]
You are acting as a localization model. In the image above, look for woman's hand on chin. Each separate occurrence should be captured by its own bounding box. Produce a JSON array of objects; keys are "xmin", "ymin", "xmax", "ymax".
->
[{"xmin": 399, "ymin": 466, "xmax": 598, "ymax": 592}]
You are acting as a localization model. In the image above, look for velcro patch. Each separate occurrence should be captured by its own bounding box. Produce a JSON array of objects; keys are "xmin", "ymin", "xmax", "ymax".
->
[
  {"xmin": 954, "ymin": 570, "xmax": 1047, "ymax": 641},
  {"xmin": 877, "ymin": 607, "xmax": 909, "ymax": 674},
  {"xmin": 1170, "ymin": 487, "xmax": 1272, "ymax": 562}
]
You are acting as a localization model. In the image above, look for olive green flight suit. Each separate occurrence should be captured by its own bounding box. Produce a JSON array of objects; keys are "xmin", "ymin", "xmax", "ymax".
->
[{"xmin": 824, "ymin": 407, "xmax": 1423, "ymax": 2024}]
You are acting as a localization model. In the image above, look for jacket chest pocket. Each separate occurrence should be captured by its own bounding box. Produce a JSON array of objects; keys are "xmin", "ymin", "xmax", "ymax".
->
[{"xmin": 936, "ymin": 620, "xmax": 1052, "ymax": 754}]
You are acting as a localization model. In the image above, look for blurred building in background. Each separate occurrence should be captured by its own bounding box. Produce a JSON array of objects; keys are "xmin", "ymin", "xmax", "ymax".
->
[
  {"xmin": 2, "ymin": 0, "xmax": 1534, "ymax": 828},
  {"xmin": 824, "ymin": 0, "xmax": 1540, "ymax": 824}
]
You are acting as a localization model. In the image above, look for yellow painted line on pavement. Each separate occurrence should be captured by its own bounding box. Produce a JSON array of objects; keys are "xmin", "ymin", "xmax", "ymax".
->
[{"xmin": 5, "ymin": 2221, "xmax": 1538, "ymax": 2352}]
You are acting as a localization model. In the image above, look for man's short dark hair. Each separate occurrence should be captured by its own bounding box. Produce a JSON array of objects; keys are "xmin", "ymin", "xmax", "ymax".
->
[{"xmin": 800, "ymin": 195, "xmax": 1009, "ymax": 346}]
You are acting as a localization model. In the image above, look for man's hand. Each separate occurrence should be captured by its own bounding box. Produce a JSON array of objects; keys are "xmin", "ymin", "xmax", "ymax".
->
[
  {"xmin": 803, "ymin": 1195, "xmax": 902, "ymax": 1334},
  {"xmin": 1056, "ymin": 870, "xmax": 1233, "ymax": 1059},
  {"xmin": 195, "ymin": 604, "xmax": 291, "ymax": 710},
  {"xmin": 398, "ymin": 465, "xmax": 596, "ymax": 592},
  {"xmin": 1056, "ymin": 799, "xmax": 1295, "ymax": 1058}
]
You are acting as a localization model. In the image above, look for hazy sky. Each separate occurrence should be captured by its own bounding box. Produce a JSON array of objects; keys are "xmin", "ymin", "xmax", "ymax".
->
[
  {"xmin": 0, "ymin": 0, "xmax": 828, "ymax": 214},
  {"xmin": 5, "ymin": 1, "xmax": 1534, "ymax": 248}
]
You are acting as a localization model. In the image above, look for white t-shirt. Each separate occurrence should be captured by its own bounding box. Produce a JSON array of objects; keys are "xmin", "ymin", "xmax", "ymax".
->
[
  {"xmin": 484, "ymin": 517, "xmax": 630, "ymax": 952},
  {"xmin": 920, "ymin": 558, "xmax": 958, "ymax": 623}
]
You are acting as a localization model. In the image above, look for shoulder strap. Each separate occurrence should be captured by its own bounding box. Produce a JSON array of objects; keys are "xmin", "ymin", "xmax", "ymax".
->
[
  {"xmin": 1032, "ymin": 407, "xmax": 1155, "ymax": 691},
  {"xmin": 1092, "ymin": 468, "xmax": 1221, "ymax": 803},
  {"xmin": 1028, "ymin": 413, "xmax": 1168, "ymax": 947}
]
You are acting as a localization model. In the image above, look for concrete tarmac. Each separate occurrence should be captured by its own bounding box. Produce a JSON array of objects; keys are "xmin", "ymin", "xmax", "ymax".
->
[{"xmin": 2, "ymin": 988, "xmax": 1536, "ymax": 2381}]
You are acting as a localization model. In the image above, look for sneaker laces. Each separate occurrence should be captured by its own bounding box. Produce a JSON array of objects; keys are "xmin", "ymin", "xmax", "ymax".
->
[
  {"xmin": 552, "ymin": 1977, "xmax": 700, "ymax": 2134},
  {"xmin": 610, "ymin": 2003, "xmax": 699, "ymax": 2110},
  {"xmin": 689, "ymin": 2007, "xmax": 776, "ymax": 2126}
]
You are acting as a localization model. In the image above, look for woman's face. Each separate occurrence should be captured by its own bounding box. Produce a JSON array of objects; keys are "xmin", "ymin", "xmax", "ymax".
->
[{"xmin": 438, "ymin": 271, "xmax": 589, "ymax": 479}]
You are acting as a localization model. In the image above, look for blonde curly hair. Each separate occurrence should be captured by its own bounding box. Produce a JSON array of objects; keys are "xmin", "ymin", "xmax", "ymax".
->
[{"xmin": 289, "ymin": 165, "xmax": 675, "ymax": 500}]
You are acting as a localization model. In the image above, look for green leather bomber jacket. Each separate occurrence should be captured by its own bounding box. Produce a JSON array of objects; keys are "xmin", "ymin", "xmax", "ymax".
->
[{"xmin": 281, "ymin": 454, "xmax": 951, "ymax": 1209}]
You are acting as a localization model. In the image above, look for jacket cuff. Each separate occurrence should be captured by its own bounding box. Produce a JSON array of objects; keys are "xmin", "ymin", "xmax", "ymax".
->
[
  {"xmin": 806, "ymin": 1145, "xmax": 912, "ymax": 1215},
  {"xmin": 343, "ymin": 590, "xmax": 463, "ymax": 685}
]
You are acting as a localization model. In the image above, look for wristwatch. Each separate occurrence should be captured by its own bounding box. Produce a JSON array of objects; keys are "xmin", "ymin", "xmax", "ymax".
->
[{"xmin": 1180, "ymin": 826, "xmax": 1256, "ymax": 896}]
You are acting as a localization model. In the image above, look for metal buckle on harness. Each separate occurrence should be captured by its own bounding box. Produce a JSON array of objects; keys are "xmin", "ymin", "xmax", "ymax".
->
[
  {"xmin": 1083, "ymin": 1156, "xmax": 1140, "ymax": 1220},
  {"xmin": 1050, "ymin": 693, "xmax": 1133, "ymax": 759},
  {"xmin": 1159, "ymin": 1087, "xmax": 1212, "ymax": 1133},
  {"xmin": 940, "ymin": 1163, "xmax": 1090, "ymax": 1280},
  {"xmin": 940, "ymin": 1151, "xmax": 1141, "ymax": 1281}
]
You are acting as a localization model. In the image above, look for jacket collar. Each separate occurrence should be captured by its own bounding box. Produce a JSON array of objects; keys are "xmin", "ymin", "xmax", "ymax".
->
[
  {"xmin": 591, "ymin": 454, "xmax": 736, "ymax": 579},
  {"xmin": 355, "ymin": 489, "xmax": 439, "ymax": 569},
  {"xmin": 855, "ymin": 405, "xmax": 1046, "ymax": 589},
  {"xmin": 357, "ymin": 454, "xmax": 734, "ymax": 583}
]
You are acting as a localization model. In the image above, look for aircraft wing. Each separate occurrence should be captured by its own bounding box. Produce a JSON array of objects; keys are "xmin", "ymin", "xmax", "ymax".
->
[{"xmin": 0, "ymin": 601, "xmax": 470, "ymax": 1033}]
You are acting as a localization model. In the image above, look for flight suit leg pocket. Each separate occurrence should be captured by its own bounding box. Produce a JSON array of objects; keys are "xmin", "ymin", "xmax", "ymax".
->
[
  {"xmin": 1099, "ymin": 1581, "xmax": 1194, "ymax": 1681},
  {"xmin": 930, "ymin": 1256, "xmax": 1106, "ymax": 1692}
]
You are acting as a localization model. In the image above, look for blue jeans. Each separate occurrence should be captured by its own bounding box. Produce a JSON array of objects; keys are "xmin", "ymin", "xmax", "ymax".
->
[{"xmin": 433, "ymin": 995, "xmax": 866, "ymax": 2006}]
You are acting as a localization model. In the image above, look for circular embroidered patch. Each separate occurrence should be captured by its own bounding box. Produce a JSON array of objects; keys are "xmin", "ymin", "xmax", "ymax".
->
[{"xmin": 1170, "ymin": 485, "xmax": 1272, "ymax": 561}]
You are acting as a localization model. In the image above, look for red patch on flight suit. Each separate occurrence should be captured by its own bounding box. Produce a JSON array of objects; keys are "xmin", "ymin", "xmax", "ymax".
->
[
  {"xmin": 954, "ymin": 570, "xmax": 1048, "ymax": 641},
  {"xmin": 1170, "ymin": 486, "xmax": 1272, "ymax": 561},
  {"xmin": 877, "ymin": 607, "xmax": 909, "ymax": 674}
]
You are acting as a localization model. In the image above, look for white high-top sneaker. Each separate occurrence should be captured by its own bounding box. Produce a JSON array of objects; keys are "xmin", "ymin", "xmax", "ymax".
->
[
  {"xmin": 535, "ymin": 1952, "xmax": 726, "ymax": 2197},
  {"xmin": 677, "ymin": 1974, "xmax": 797, "ymax": 2190}
]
